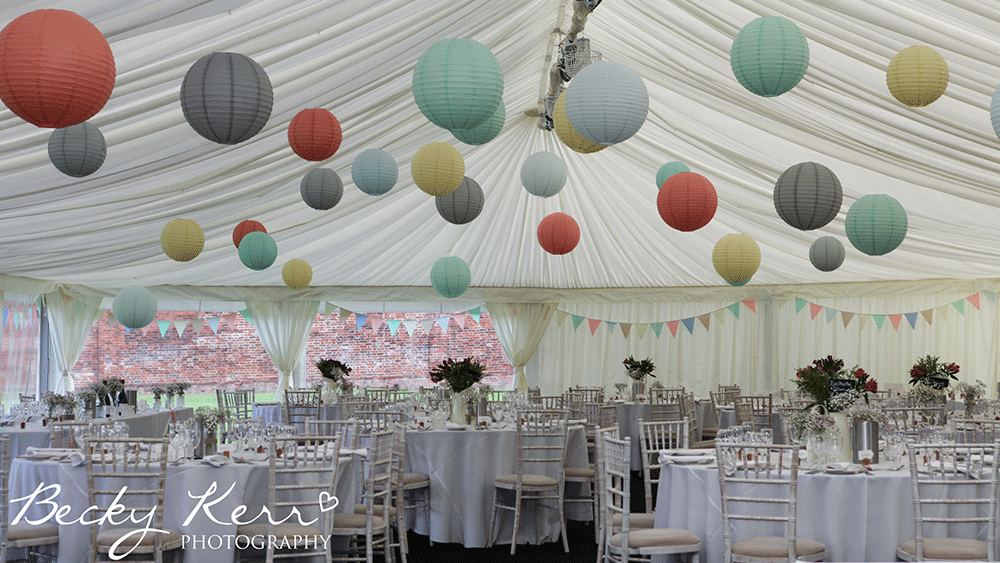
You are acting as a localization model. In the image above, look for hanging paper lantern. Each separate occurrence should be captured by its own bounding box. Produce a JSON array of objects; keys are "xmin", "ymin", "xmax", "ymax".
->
[
  {"xmin": 282, "ymin": 259, "xmax": 313, "ymax": 290},
  {"xmin": 810, "ymin": 236, "xmax": 845, "ymax": 272},
  {"xmin": 0, "ymin": 10, "xmax": 115, "ymax": 128},
  {"xmin": 288, "ymin": 108, "xmax": 342, "ymax": 161},
  {"xmin": 773, "ymin": 162, "xmax": 842, "ymax": 231},
  {"xmin": 537, "ymin": 212, "xmax": 580, "ymax": 255},
  {"xmin": 990, "ymin": 84, "xmax": 1000, "ymax": 142},
  {"xmin": 521, "ymin": 151, "xmax": 567, "ymax": 198},
  {"xmin": 112, "ymin": 286, "xmax": 157, "ymax": 329},
  {"xmin": 713, "ymin": 234, "xmax": 761, "ymax": 286},
  {"xmin": 565, "ymin": 60, "xmax": 648, "ymax": 145},
  {"xmin": 238, "ymin": 231, "xmax": 278, "ymax": 270},
  {"xmin": 845, "ymin": 194, "xmax": 908, "ymax": 256},
  {"xmin": 352, "ymin": 148, "xmax": 398, "ymax": 196},
  {"xmin": 180, "ymin": 52, "xmax": 272, "ymax": 144},
  {"xmin": 412, "ymin": 38, "xmax": 504, "ymax": 131},
  {"xmin": 411, "ymin": 142, "xmax": 465, "ymax": 196},
  {"xmin": 730, "ymin": 16, "xmax": 809, "ymax": 97},
  {"xmin": 232, "ymin": 220, "xmax": 266, "ymax": 248},
  {"xmin": 452, "ymin": 102, "xmax": 505, "ymax": 145},
  {"xmin": 430, "ymin": 256, "xmax": 471, "ymax": 298},
  {"xmin": 300, "ymin": 169, "xmax": 344, "ymax": 210},
  {"xmin": 656, "ymin": 162, "xmax": 690, "ymax": 189},
  {"xmin": 436, "ymin": 177, "xmax": 484, "ymax": 224},
  {"xmin": 47, "ymin": 121, "xmax": 106, "ymax": 177},
  {"xmin": 553, "ymin": 91, "xmax": 606, "ymax": 154},
  {"xmin": 160, "ymin": 219, "xmax": 205, "ymax": 262},
  {"xmin": 886, "ymin": 46, "xmax": 948, "ymax": 107},
  {"xmin": 656, "ymin": 172, "xmax": 718, "ymax": 232}
]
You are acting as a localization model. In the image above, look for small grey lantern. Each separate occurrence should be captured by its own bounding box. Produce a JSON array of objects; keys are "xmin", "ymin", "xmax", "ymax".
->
[
  {"xmin": 773, "ymin": 162, "xmax": 842, "ymax": 230},
  {"xmin": 809, "ymin": 236, "xmax": 845, "ymax": 272},
  {"xmin": 436, "ymin": 176, "xmax": 484, "ymax": 224},
  {"xmin": 300, "ymin": 168, "xmax": 344, "ymax": 210},
  {"xmin": 180, "ymin": 52, "xmax": 273, "ymax": 144},
  {"xmin": 48, "ymin": 121, "xmax": 106, "ymax": 177}
]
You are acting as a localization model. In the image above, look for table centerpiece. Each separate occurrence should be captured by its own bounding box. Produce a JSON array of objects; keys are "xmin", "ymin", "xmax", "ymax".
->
[
  {"xmin": 623, "ymin": 355, "xmax": 655, "ymax": 400},
  {"xmin": 430, "ymin": 356, "xmax": 486, "ymax": 424},
  {"xmin": 315, "ymin": 358, "xmax": 352, "ymax": 402},
  {"xmin": 793, "ymin": 355, "xmax": 877, "ymax": 461}
]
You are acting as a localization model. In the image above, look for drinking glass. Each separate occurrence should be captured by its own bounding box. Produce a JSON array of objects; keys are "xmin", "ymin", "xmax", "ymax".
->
[{"xmin": 886, "ymin": 432, "xmax": 905, "ymax": 467}]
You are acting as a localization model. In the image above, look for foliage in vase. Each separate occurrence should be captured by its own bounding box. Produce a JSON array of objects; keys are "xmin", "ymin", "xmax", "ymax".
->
[
  {"xmin": 103, "ymin": 378, "xmax": 125, "ymax": 396},
  {"xmin": 168, "ymin": 382, "xmax": 191, "ymax": 396},
  {"xmin": 149, "ymin": 386, "xmax": 166, "ymax": 400},
  {"xmin": 316, "ymin": 358, "xmax": 352, "ymax": 381},
  {"xmin": 193, "ymin": 407, "xmax": 227, "ymax": 432},
  {"xmin": 430, "ymin": 356, "xmax": 486, "ymax": 394},
  {"xmin": 908, "ymin": 384, "xmax": 946, "ymax": 405},
  {"xmin": 784, "ymin": 409, "xmax": 835, "ymax": 441},
  {"xmin": 623, "ymin": 356, "xmax": 655, "ymax": 380},
  {"xmin": 909, "ymin": 355, "xmax": 959, "ymax": 388},
  {"xmin": 955, "ymin": 380, "xmax": 986, "ymax": 404}
]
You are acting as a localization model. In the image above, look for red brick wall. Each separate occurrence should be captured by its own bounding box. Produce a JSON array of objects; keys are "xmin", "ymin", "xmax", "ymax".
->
[{"xmin": 72, "ymin": 310, "xmax": 514, "ymax": 394}]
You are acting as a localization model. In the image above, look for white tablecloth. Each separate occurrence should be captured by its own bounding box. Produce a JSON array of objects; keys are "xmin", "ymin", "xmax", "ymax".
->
[
  {"xmin": 0, "ymin": 425, "xmax": 49, "ymax": 472},
  {"xmin": 252, "ymin": 403, "xmax": 340, "ymax": 425},
  {"xmin": 403, "ymin": 424, "xmax": 589, "ymax": 547},
  {"xmin": 615, "ymin": 403, "xmax": 708, "ymax": 470},
  {"xmin": 122, "ymin": 407, "xmax": 194, "ymax": 437}
]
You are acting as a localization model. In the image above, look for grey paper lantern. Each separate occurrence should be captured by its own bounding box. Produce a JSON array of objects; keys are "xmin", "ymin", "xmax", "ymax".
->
[
  {"xmin": 809, "ymin": 236, "xmax": 845, "ymax": 272},
  {"xmin": 436, "ymin": 177, "xmax": 484, "ymax": 224},
  {"xmin": 352, "ymin": 148, "xmax": 398, "ymax": 196},
  {"xmin": 773, "ymin": 162, "xmax": 842, "ymax": 230},
  {"xmin": 521, "ymin": 151, "xmax": 567, "ymax": 198},
  {"xmin": 47, "ymin": 121, "xmax": 106, "ymax": 177},
  {"xmin": 565, "ymin": 60, "xmax": 649, "ymax": 145},
  {"xmin": 300, "ymin": 168, "xmax": 344, "ymax": 210},
  {"xmin": 180, "ymin": 52, "xmax": 273, "ymax": 144}
]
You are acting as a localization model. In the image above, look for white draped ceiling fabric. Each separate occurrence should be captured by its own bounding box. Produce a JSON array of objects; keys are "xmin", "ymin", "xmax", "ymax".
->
[
  {"xmin": 245, "ymin": 300, "xmax": 320, "ymax": 399},
  {"xmin": 42, "ymin": 293, "xmax": 103, "ymax": 393},
  {"xmin": 485, "ymin": 303, "xmax": 557, "ymax": 393}
]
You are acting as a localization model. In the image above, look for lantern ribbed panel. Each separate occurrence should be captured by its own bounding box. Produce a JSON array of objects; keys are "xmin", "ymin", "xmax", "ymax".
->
[
  {"xmin": 282, "ymin": 259, "xmax": 313, "ymax": 290},
  {"xmin": 521, "ymin": 151, "xmax": 567, "ymax": 198},
  {"xmin": 436, "ymin": 177, "xmax": 484, "ymax": 224},
  {"xmin": 48, "ymin": 121, "xmax": 106, "ymax": 177},
  {"xmin": 413, "ymin": 38, "xmax": 504, "ymax": 131},
  {"xmin": 453, "ymin": 102, "xmax": 505, "ymax": 145},
  {"xmin": 352, "ymin": 148, "xmax": 398, "ymax": 196},
  {"xmin": 810, "ymin": 236, "xmax": 845, "ymax": 272},
  {"xmin": 160, "ymin": 218, "xmax": 205, "ymax": 262},
  {"xmin": 430, "ymin": 256, "xmax": 471, "ymax": 298},
  {"xmin": 712, "ymin": 234, "xmax": 761, "ymax": 285},
  {"xmin": 730, "ymin": 16, "xmax": 809, "ymax": 97},
  {"xmin": 773, "ymin": 162, "xmax": 842, "ymax": 230},
  {"xmin": 238, "ymin": 231, "xmax": 278, "ymax": 270},
  {"xmin": 886, "ymin": 46, "xmax": 948, "ymax": 107},
  {"xmin": 553, "ymin": 91, "xmax": 606, "ymax": 154},
  {"xmin": 232, "ymin": 220, "xmax": 266, "ymax": 248},
  {"xmin": 0, "ymin": 10, "xmax": 115, "ymax": 128},
  {"xmin": 537, "ymin": 212, "xmax": 581, "ymax": 255},
  {"xmin": 565, "ymin": 61, "xmax": 648, "ymax": 145},
  {"xmin": 288, "ymin": 108, "xmax": 342, "ymax": 161},
  {"xmin": 845, "ymin": 194, "xmax": 908, "ymax": 256},
  {"xmin": 300, "ymin": 168, "xmax": 344, "ymax": 210},
  {"xmin": 656, "ymin": 172, "xmax": 718, "ymax": 232},
  {"xmin": 990, "ymin": 84, "xmax": 1000, "ymax": 141},
  {"xmin": 112, "ymin": 286, "xmax": 157, "ymax": 329},
  {"xmin": 180, "ymin": 52, "xmax": 272, "ymax": 144},
  {"xmin": 656, "ymin": 162, "xmax": 690, "ymax": 188},
  {"xmin": 412, "ymin": 142, "xmax": 465, "ymax": 196}
]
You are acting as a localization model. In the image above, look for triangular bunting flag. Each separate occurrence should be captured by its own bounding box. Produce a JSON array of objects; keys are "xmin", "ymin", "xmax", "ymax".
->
[
  {"xmin": 841, "ymin": 312, "xmax": 854, "ymax": 328},
  {"xmin": 238, "ymin": 309, "xmax": 252, "ymax": 325},
  {"xmin": 605, "ymin": 321, "xmax": 617, "ymax": 333},
  {"xmin": 714, "ymin": 309, "xmax": 727, "ymax": 324},
  {"xmin": 697, "ymin": 314, "xmax": 711, "ymax": 331},
  {"xmin": 967, "ymin": 293, "xmax": 981, "ymax": 310},
  {"xmin": 556, "ymin": 311, "xmax": 569, "ymax": 326},
  {"xmin": 920, "ymin": 310, "xmax": 933, "ymax": 325},
  {"xmin": 403, "ymin": 320, "xmax": 418, "ymax": 336},
  {"xmin": 107, "ymin": 312, "xmax": 119, "ymax": 329},
  {"xmin": 419, "ymin": 319, "xmax": 435, "ymax": 335},
  {"xmin": 588, "ymin": 318, "xmax": 601, "ymax": 335},
  {"xmin": 191, "ymin": 319, "xmax": 204, "ymax": 334},
  {"xmin": 466, "ymin": 306, "xmax": 481, "ymax": 324},
  {"xmin": 355, "ymin": 314, "xmax": 368, "ymax": 330},
  {"xmin": 13, "ymin": 312, "xmax": 20, "ymax": 329},
  {"xmin": 142, "ymin": 322, "xmax": 157, "ymax": 335},
  {"xmin": 873, "ymin": 315, "xmax": 886, "ymax": 331},
  {"xmin": 620, "ymin": 323, "xmax": 631, "ymax": 338},
  {"xmin": 207, "ymin": 316, "xmax": 220, "ymax": 334},
  {"xmin": 937, "ymin": 305, "xmax": 949, "ymax": 322},
  {"xmin": 387, "ymin": 319, "xmax": 402, "ymax": 336},
  {"xmin": 370, "ymin": 317, "xmax": 385, "ymax": 332},
  {"xmin": 340, "ymin": 308, "xmax": 353, "ymax": 322},
  {"xmin": 572, "ymin": 315, "xmax": 585, "ymax": 331},
  {"xmin": 681, "ymin": 318, "xmax": 695, "ymax": 334},
  {"xmin": 2, "ymin": 307, "xmax": 7, "ymax": 327},
  {"xmin": 795, "ymin": 298, "xmax": 808, "ymax": 313},
  {"xmin": 809, "ymin": 303, "xmax": 823, "ymax": 320},
  {"xmin": 824, "ymin": 308, "xmax": 837, "ymax": 324},
  {"xmin": 983, "ymin": 290, "xmax": 996, "ymax": 302},
  {"xmin": 157, "ymin": 320, "xmax": 171, "ymax": 337},
  {"xmin": 653, "ymin": 322, "xmax": 666, "ymax": 338},
  {"xmin": 452, "ymin": 314, "xmax": 467, "ymax": 329},
  {"xmin": 904, "ymin": 312, "xmax": 918, "ymax": 329},
  {"xmin": 173, "ymin": 320, "xmax": 188, "ymax": 337},
  {"xmin": 858, "ymin": 315, "xmax": 870, "ymax": 330},
  {"xmin": 437, "ymin": 316, "xmax": 450, "ymax": 333},
  {"xmin": 742, "ymin": 300, "xmax": 756, "ymax": 313},
  {"xmin": 889, "ymin": 314, "xmax": 902, "ymax": 331},
  {"xmin": 324, "ymin": 302, "xmax": 337, "ymax": 315},
  {"xmin": 727, "ymin": 303, "xmax": 741, "ymax": 319},
  {"xmin": 952, "ymin": 300, "xmax": 965, "ymax": 315},
  {"xmin": 636, "ymin": 324, "xmax": 647, "ymax": 339}
]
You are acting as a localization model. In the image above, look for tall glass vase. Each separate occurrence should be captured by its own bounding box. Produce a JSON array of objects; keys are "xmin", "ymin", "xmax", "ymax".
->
[{"xmin": 830, "ymin": 412, "xmax": 853, "ymax": 462}]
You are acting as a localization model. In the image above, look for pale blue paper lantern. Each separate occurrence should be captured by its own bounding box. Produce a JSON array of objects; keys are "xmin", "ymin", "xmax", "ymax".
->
[
  {"xmin": 845, "ymin": 194, "xmax": 907, "ymax": 256},
  {"xmin": 412, "ymin": 38, "xmax": 504, "ymax": 131},
  {"xmin": 48, "ymin": 121, "xmax": 106, "ymax": 177},
  {"xmin": 351, "ymin": 149, "xmax": 398, "ymax": 196},
  {"xmin": 112, "ymin": 286, "xmax": 157, "ymax": 329},
  {"xmin": 430, "ymin": 256, "xmax": 471, "ymax": 298},
  {"xmin": 810, "ymin": 236, "xmax": 845, "ymax": 272},
  {"xmin": 656, "ymin": 162, "xmax": 690, "ymax": 188},
  {"xmin": 990, "ymin": 84, "xmax": 1000, "ymax": 141},
  {"xmin": 300, "ymin": 168, "xmax": 343, "ymax": 210},
  {"xmin": 238, "ymin": 231, "xmax": 278, "ymax": 270},
  {"xmin": 436, "ymin": 177, "xmax": 484, "ymax": 224},
  {"xmin": 453, "ymin": 102, "xmax": 505, "ymax": 145},
  {"xmin": 731, "ymin": 17, "xmax": 809, "ymax": 97},
  {"xmin": 565, "ymin": 60, "xmax": 648, "ymax": 145},
  {"xmin": 521, "ymin": 151, "xmax": 567, "ymax": 198}
]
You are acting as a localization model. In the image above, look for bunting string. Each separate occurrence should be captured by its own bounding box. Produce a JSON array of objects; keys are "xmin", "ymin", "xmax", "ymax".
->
[
  {"xmin": 791, "ymin": 291, "xmax": 991, "ymax": 332},
  {"xmin": 557, "ymin": 300, "xmax": 757, "ymax": 339}
]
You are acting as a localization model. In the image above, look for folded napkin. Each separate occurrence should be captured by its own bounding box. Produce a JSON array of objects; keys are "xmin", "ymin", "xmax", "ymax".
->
[
  {"xmin": 69, "ymin": 451, "xmax": 86, "ymax": 467},
  {"xmin": 341, "ymin": 447, "xmax": 368, "ymax": 458},
  {"xmin": 567, "ymin": 419, "xmax": 588, "ymax": 426},
  {"xmin": 25, "ymin": 447, "xmax": 78, "ymax": 459},
  {"xmin": 202, "ymin": 454, "xmax": 229, "ymax": 467},
  {"xmin": 445, "ymin": 423, "xmax": 468, "ymax": 430},
  {"xmin": 823, "ymin": 462, "xmax": 865, "ymax": 473}
]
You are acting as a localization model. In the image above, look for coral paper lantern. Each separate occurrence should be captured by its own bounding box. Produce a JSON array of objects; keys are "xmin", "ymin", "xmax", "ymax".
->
[
  {"xmin": 773, "ymin": 162, "xmax": 842, "ymax": 231},
  {"xmin": 288, "ymin": 108, "xmax": 342, "ymax": 161},
  {"xmin": 565, "ymin": 61, "xmax": 648, "ymax": 145},
  {"xmin": 886, "ymin": 46, "xmax": 948, "ymax": 107},
  {"xmin": 521, "ymin": 152, "xmax": 567, "ymax": 198},
  {"xmin": 180, "ymin": 52, "xmax": 272, "ymax": 144},
  {"xmin": 411, "ymin": 142, "xmax": 465, "ymax": 196},
  {"xmin": 430, "ymin": 256, "xmax": 471, "ymax": 299},
  {"xmin": 730, "ymin": 16, "xmax": 809, "ymax": 97},
  {"xmin": 656, "ymin": 172, "xmax": 718, "ymax": 232},
  {"xmin": 656, "ymin": 162, "xmax": 690, "ymax": 189},
  {"xmin": 300, "ymin": 168, "xmax": 344, "ymax": 210},
  {"xmin": 48, "ymin": 121, "xmax": 106, "ymax": 177},
  {"xmin": 232, "ymin": 220, "xmax": 266, "ymax": 248},
  {"xmin": 282, "ymin": 259, "xmax": 313, "ymax": 290},
  {"xmin": 238, "ymin": 231, "xmax": 278, "ymax": 271},
  {"xmin": 810, "ymin": 236, "xmax": 845, "ymax": 272},
  {"xmin": 160, "ymin": 218, "xmax": 205, "ymax": 262},
  {"xmin": 537, "ymin": 212, "xmax": 580, "ymax": 255},
  {"xmin": 713, "ymin": 234, "xmax": 761, "ymax": 286},
  {"xmin": 412, "ymin": 38, "xmax": 504, "ymax": 131},
  {"xmin": 352, "ymin": 148, "xmax": 398, "ymax": 196},
  {"xmin": 112, "ymin": 286, "xmax": 157, "ymax": 329},
  {"xmin": 436, "ymin": 177, "xmax": 484, "ymax": 225},
  {"xmin": 553, "ymin": 91, "xmax": 606, "ymax": 154},
  {"xmin": 452, "ymin": 102, "xmax": 505, "ymax": 145},
  {"xmin": 845, "ymin": 194, "xmax": 907, "ymax": 256},
  {"xmin": 0, "ymin": 10, "xmax": 115, "ymax": 128}
]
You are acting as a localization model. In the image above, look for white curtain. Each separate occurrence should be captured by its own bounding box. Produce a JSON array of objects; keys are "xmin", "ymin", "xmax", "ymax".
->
[
  {"xmin": 485, "ymin": 303, "xmax": 557, "ymax": 393},
  {"xmin": 245, "ymin": 300, "xmax": 320, "ymax": 400},
  {"xmin": 43, "ymin": 292, "xmax": 104, "ymax": 393}
]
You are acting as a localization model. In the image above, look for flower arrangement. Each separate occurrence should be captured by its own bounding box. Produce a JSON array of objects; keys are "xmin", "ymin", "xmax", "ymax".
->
[
  {"xmin": 429, "ymin": 356, "xmax": 486, "ymax": 394},
  {"xmin": 784, "ymin": 410, "xmax": 835, "ymax": 441},
  {"xmin": 623, "ymin": 356, "xmax": 655, "ymax": 381},
  {"xmin": 168, "ymin": 382, "xmax": 191, "ymax": 396},
  {"xmin": 77, "ymin": 389, "xmax": 98, "ymax": 409},
  {"xmin": 42, "ymin": 392, "xmax": 77, "ymax": 414},
  {"xmin": 316, "ymin": 358, "xmax": 352, "ymax": 380},
  {"xmin": 845, "ymin": 402, "xmax": 888, "ymax": 426},
  {"xmin": 193, "ymin": 406, "xmax": 227, "ymax": 432},
  {"xmin": 149, "ymin": 386, "xmax": 166, "ymax": 400},
  {"xmin": 103, "ymin": 378, "xmax": 125, "ymax": 396},
  {"xmin": 908, "ymin": 384, "xmax": 946, "ymax": 406},
  {"xmin": 955, "ymin": 380, "xmax": 986, "ymax": 403},
  {"xmin": 793, "ymin": 355, "xmax": 875, "ymax": 413},
  {"xmin": 614, "ymin": 383, "xmax": 628, "ymax": 397},
  {"xmin": 909, "ymin": 355, "xmax": 959, "ymax": 389}
]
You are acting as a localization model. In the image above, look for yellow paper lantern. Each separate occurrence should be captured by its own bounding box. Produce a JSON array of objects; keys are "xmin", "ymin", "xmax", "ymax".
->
[
  {"xmin": 712, "ymin": 233, "xmax": 761, "ymax": 286},
  {"xmin": 160, "ymin": 219, "xmax": 205, "ymax": 262},
  {"xmin": 886, "ymin": 46, "xmax": 948, "ymax": 107},
  {"xmin": 411, "ymin": 142, "xmax": 465, "ymax": 196},
  {"xmin": 282, "ymin": 258, "xmax": 313, "ymax": 290},
  {"xmin": 553, "ymin": 91, "xmax": 606, "ymax": 154}
]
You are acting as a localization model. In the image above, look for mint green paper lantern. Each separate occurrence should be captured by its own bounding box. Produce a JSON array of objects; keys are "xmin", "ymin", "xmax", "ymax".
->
[
  {"xmin": 656, "ymin": 161, "xmax": 690, "ymax": 188},
  {"xmin": 238, "ymin": 231, "xmax": 278, "ymax": 270},
  {"xmin": 453, "ymin": 102, "xmax": 505, "ymax": 145},
  {"xmin": 412, "ymin": 38, "xmax": 504, "ymax": 131},
  {"xmin": 112, "ymin": 286, "xmax": 157, "ymax": 329},
  {"xmin": 845, "ymin": 194, "xmax": 907, "ymax": 256},
  {"xmin": 352, "ymin": 148, "xmax": 398, "ymax": 196},
  {"xmin": 731, "ymin": 16, "xmax": 809, "ymax": 97},
  {"xmin": 430, "ymin": 256, "xmax": 471, "ymax": 298}
]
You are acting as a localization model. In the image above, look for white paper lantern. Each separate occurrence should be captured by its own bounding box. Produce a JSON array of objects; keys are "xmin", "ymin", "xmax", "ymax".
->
[{"xmin": 564, "ymin": 60, "xmax": 648, "ymax": 145}]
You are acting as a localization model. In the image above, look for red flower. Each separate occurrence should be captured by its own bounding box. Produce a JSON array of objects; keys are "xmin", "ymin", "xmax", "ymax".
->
[
  {"xmin": 864, "ymin": 379, "xmax": 878, "ymax": 393},
  {"xmin": 853, "ymin": 368, "xmax": 867, "ymax": 379}
]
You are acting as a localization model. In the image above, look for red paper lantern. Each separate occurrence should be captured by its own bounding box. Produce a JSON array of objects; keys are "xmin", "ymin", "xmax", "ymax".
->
[
  {"xmin": 537, "ymin": 212, "xmax": 581, "ymax": 255},
  {"xmin": 656, "ymin": 172, "xmax": 718, "ymax": 232},
  {"xmin": 232, "ymin": 220, "xmax": 266, "ymax": 248},
  {"xmin": 0, "ymin": 10, "xmax": 115, "ymax": 128},
  {"xmin": 288, "ymin": 108, "xmax": 342, "ymax": 161}
]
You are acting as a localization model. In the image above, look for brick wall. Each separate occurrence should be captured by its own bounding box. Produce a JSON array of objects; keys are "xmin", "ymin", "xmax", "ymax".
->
[{"xmin": 72, "ymin": 310, "xmax": 514, "ymax": 394}]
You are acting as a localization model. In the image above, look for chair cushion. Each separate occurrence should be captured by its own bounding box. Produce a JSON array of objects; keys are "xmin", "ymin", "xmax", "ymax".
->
[
  {"xmin": 236, "ymin": 522, "xmax": 323, "ymax": 542},
  {"xmin": 609, "ymin": 528, "xmax": 700, "ymax": 548},
  {"xmin": 332, "ymin": 512, "xmax": 386, "ymax": 530},
  {"xmin": 354, "ymin": 503, "xmax": 398, "ymax": 517},
  {"xmin": 494, "ymin": 473, "xmax": 558, "ymax": 488},
  {"xmin": 612, "ymin": 512, "xmax": 656, "ymax": 529},
  {"xmin": 899, "ymin": 538, "xmax": 989, "ymax": 560},
  {"xmin": 732, "ymin": 536, "xmax": 825, "ymax": 558},
  {"xmin": 96, "ymin": 528, "xmax": 183, "ymax": 552},
  {"xmin": 6, "ymin": 523, "xmax": 59, "ymax": 544},
  {"xmin": 564, "ymin": 466, "xmax": 596, "ymax": 479},
  {"xmin": 399, "ymin": 472, "xmax": 430, "ymax": 487}
]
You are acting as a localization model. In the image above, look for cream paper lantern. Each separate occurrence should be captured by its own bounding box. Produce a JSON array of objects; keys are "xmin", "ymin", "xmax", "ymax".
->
[
  {"xmin": 712, "ymin": 233, "xmax": 761, "ymax": 286},
  {"xmin": 411, "ymin": 142, "xmax": 465, "ymax": 196}
]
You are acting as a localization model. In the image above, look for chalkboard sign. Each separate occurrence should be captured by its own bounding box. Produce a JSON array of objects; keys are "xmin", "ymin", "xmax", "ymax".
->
[
  {"xmin": 829, "ymin": 378, "xmax": 855, "ymax": 394},
  {"xmin": 927, "ymin": 376, "xmax": 951, "ymax": 390}
]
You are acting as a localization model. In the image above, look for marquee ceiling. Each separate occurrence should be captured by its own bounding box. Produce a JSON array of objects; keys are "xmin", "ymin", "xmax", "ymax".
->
[{"xmin": 2, "ymin": 0, "xmax": 1000, "ymax": 302}]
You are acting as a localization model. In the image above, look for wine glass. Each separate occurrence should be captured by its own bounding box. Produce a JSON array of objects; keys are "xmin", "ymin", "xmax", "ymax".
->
[
  {"xmin": 887, "ymin": 432, "xmax": 905, "ymax": 468},
  {"xmin": 825, "ymin": 427, "xmax": 842, "ymax": 464}
]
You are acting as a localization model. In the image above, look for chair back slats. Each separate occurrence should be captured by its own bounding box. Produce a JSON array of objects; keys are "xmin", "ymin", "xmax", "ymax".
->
[
  {"xmin": 283, "ymin": 388, "xmax": 321, "ymax": 430},
  {"xmin": 572, "ymin": 386, "xmax": 604, "ymax": 403},
  {"xmin": 884, "ymin": 406, "xmax": 947, "ymax": 433},
  {"xmin": 515, "ymin": 408, "xmax": 569, "ymax": 479},
  {"xmin": 954, "ymin": 418, "xmax": 1000, "ymax": 444},
  {"xmin": 306, "ymin": 419, "xmax": 359, "ymax": 448},
  {"xmin": 638, "ymin": 418, "xmax": 689, "ymax": 511},
  {"xmin": 218, "ymin": 417, "xmax": 263, "ymax": 445},
  {"xmin": 649, "ymin": 387, "xmax": 685, "ymax": 404},
  {"xmin": 49, "ymin": 419, "xmax": 113, "ymax": 448},
  {"xmin": 217, "ymin": 388, "xmax": 255, "ymax": 419},
  {"xmin": 530, "ymin": 395, "xmax": 565, "ymax": 410}
]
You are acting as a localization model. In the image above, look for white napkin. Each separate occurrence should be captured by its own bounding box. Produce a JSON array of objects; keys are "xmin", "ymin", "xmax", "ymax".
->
[
  {"xmin": 445, "ymin": 423, "xmax": 468, "ymax": 430},
  {"xmin": 25, "ymin": 447, "xmax": 78, "ymax": 459},
  {"xmin": 341, "ymin": 447, "xmax": 368, "ymax": 458},
  {"xmin": 568, "ymin": 419, "xmax": 588, "ymax": 426},
  {"xmin": 202, "ymin": 454, "xmax": 229, "ymax": 467},
  {"xmin": 823, "ymin": 462, "xmax": 863, "ymax": 473},
  {"xmin": 69, "ymin": 451, "xmax": 86, "ymax": 467}
]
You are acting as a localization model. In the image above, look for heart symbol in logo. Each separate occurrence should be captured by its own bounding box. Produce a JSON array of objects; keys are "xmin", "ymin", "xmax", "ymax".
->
[{"xmin": 319, "ymin": 491, "xmax": 340, "ymax": 512}]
